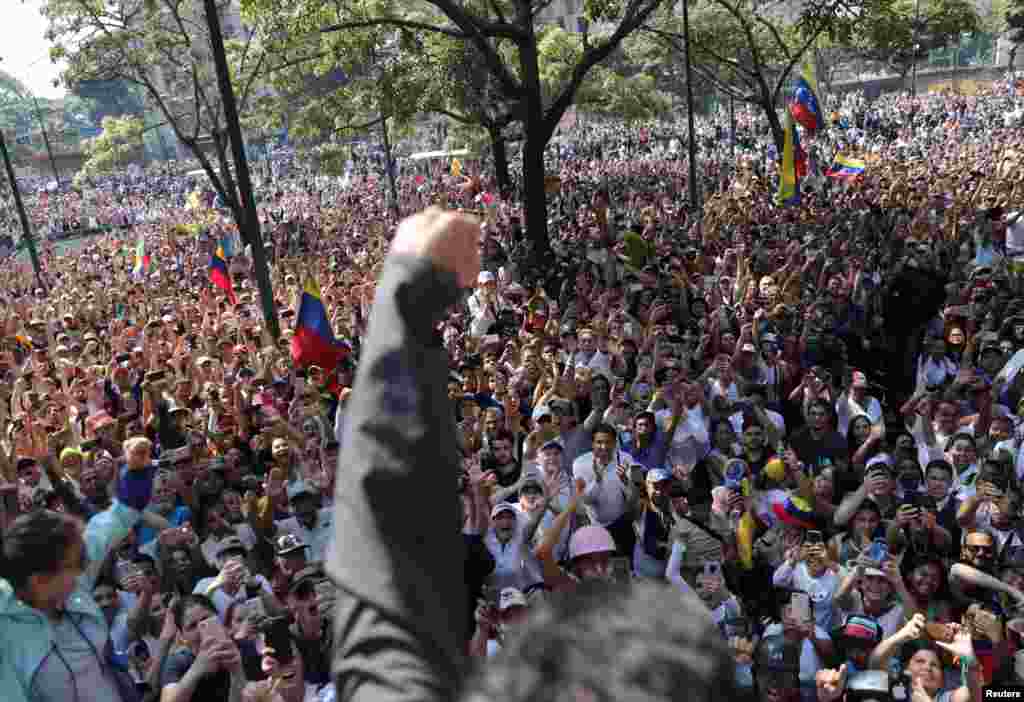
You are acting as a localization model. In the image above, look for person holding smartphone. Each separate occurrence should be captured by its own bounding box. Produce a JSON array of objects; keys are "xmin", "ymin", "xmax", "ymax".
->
[
  {"xmin": 772, "ymin": 531, "xmax": 841, "ymax": 631},
  {"xmin": 160, "ymin": 594, "xmax": 247, "ymax": 702}
]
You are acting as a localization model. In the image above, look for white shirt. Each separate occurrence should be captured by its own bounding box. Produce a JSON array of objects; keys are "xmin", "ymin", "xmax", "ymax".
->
[
  {"xmin": 276, "ymin": 508, "xmax": 334, "ymax": 563},
  {"xmin": 729, "ymin": 408, "xmax": 785, "ymax": 437},
  {"xmin": 656, "ymin": 404, "xmax": 710, "ymax": 460},
  {"xmin": 573, "ymin": 451, "xmax": 633, "ymax": 526},
  {"xmin": 771, "ymin": 561, "xmax": 841, "ymax": 631},
  {"xmin": 483, "ymin": 510, "xmax": 542, "ymax": 591}
]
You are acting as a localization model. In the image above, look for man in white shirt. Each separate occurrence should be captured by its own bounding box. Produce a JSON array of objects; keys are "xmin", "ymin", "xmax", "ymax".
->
[
  {"xmin": 573, "ymin": 423, "xmax": 641, "ymax": 561},
  {"xmin": 573, "ymin": 327, "xmax": 612, "ymax": 380},
  {"xmin": 193, "ymin": 538, "xmax": 274, "ymax": 618}
]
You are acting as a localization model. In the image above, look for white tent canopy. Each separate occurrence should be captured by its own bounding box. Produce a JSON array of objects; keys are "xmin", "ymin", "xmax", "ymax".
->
[{"xmin": 408, "ymin": 148, "xmax": 473, "ymax": 162}]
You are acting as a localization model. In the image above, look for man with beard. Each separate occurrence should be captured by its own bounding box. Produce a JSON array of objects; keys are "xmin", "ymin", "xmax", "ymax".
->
[
  {"xmin": 276, "ymin": 481, "xmax": 333, "ymax": 563},
  {"xmin": 790, "ymin": 400, "xmax": 849, "ymax": 484},
  {"xmin": 950, "ymin": 527, "xmax": 1024, "ymax": 610}
]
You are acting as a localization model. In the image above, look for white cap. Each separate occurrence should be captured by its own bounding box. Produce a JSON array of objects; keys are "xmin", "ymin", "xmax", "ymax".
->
[
  {"xmin": 477, "ymin": 271, "xmax": 496, "ymax": 284},
  {"xmin": 490, "ymin": 502, "xmax": 518, "ymax": 519}
]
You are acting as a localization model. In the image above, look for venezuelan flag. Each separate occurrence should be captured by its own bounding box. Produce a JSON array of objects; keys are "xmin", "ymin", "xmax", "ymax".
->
[
  {"xmin": 291, "ymin": 276, "xmax": 350, "ymax": 369},
  {"xmin": 132, "ymin": 232, "xmax": 149, "ymax": 279},
  {"xmin": 790, "ymin": 57, "xmax": 824, "ymax": 134},
  {"xmin": 209, "ymin": 245, "xmax": 237, "ymax": 304},
  {"xmin": 775, "ymin": 113, "xmax": 801, "ymax": 207},
  {"xmin": 826, "ymin": 155, "xmax": 866, "ymax": 179}
]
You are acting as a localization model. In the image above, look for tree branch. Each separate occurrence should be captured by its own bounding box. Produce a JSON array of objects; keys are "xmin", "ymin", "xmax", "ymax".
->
[{"xmin": 318, "ymin": 17, "xmax": 467, "ymax": 39}]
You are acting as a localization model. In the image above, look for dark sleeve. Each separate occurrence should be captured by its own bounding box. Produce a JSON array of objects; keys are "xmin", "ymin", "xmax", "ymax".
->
[
  {"xmin": 159, "ymin": 649, "xmax": 193, "ymax": 687},
  {"xmin": 327, "ymin": 254, "xmax": 467, "ymax": 702}
]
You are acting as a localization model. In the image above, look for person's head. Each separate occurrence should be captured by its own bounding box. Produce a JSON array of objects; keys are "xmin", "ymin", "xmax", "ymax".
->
[
  {"xmin": 93, "ymin": 578, "xmax": 119, "ymax": 626},
  {"xmin": 989, "ymin": 414, "xmax": 1013, "ymax": 443},
  {"xmin": 286, "ymin": 576, "xmax": 323, "ymax": 638},
  {"xmin": 482, "ymin": 408, "xmax": 502, "ymax": 436},
  {"xmin": 167, "ymin": 546, "xmax": 193, "ymax": 582},
  {"xmin": 491, "ymin": 503, "xmax": 518, "ymax": 544},
  {"xmin": 568, "ymin": 525, "xmax": 617, "ymax": 581},
  {"xmin": 806, "ymin": 400, "xmax": 830, "ymax": 431},
  {"xmin": 538, "ymin": 441, "xmax": 563, "ymax": 477},
  {"xmin": 712, "ymin": 420, "xmax": 736, "ymax": 452},
  {"xmin": 123, "ymin": 436, "xmax": 153, "ymax": 469},
  {"xmin": 591, "ymin": 424, "xmax": 617, "ymax": 465},
  {"xmin": 934, "ymin": 401, "xmax": 960, "ymax": 435},
  {"xmin": 738, "ymin": 419, "xmax": 763, "ymax": 453},
  {"xmin": 925, "ymin": 460, "xmax": 953, "ymax": 500},
  {"xmin": 172, "ymin": 594, "xmax": 219, "ymax": 653},
  {"xmin": 947, "ymin": 433, "xmax": 977, "ymax": 470},
  {"xmin": 836, "ymin": 616, "xmax": 882, "ymax": 671},
  {"xmin": 132, "ymin": 554, "xmax": 161, "ymax": 593},
  {"xmin": 903, "ymin": 645, "xmax": 946, "ymax": 696},
  {"xmin": 859, "ymin": 568, "xmax": 892, "ymax": 609},
  {"xmin": 2, "ymin": 510, "xmax": 86, "ymax": 614},
  {"xmin": 633, "ymin": 411, "xmax": 656, "ymax": 440},
  {"xmin": 464, "ymin": 580, "xmax": 736, "ymax": 702},
  {"xmin": 492, "ymin": 429, "xmax": 515, "ymax": 466},
  {"xmin": 271, "ymin": 437, "xmax": 291, "ymax": 463},
  {"xmin": 259, "ymin": 624, "xmax": 305, "ymax": 702},
  {"xmin": 906, "ymin": 557, "xmax": 945, "ymax": 601},
  {"xmin": 518, "ymin": 475, "xmax": 546, "ymax": 513},
  {"xmin": 290, "ymin": 491, "xmax": 320, "ymax": 530},
  {"xmin": 962, "ymin": 528, "xmax": 997, "ymax": 571},
  {"xmin": 16, "ymin": 458, "xmax": 41, "ymax": 488},
  {"xmin": 849, "ymin": 415, "xmax": 872, "ymax": 444}
]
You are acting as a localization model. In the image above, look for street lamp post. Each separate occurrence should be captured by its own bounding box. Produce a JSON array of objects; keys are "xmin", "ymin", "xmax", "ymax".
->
[
  {"xmin": 0, "ymin": 129, "xmax": 44, "ymax": 290},
  {"xmin": 681, "ymin": 0, "xmax": 701, "ymax": 212},
  {"xmin": 910, "ymin": 0, "xmax": 922, "ymax": 95},
  {"xmin": 202, "ymin": 0, "xmax": 280, "ymax": 339}
]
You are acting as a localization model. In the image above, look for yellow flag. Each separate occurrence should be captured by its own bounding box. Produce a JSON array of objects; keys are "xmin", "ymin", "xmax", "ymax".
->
[{"xmin": 450, "ymin": 158, "xmax": 462, "ymax": 178}]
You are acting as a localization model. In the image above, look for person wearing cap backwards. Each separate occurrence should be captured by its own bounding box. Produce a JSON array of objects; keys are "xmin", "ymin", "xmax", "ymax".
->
[
  {"xmin": 328, "ymin": 209, "xmax": 732, "ymax": 702},
  {"xmin": 275, "ymin": 480, "xmax": 333, "ymax": 564},
  {"xmin": 469, "ymin": 587, "xmax": 530, "ymax": 658}
]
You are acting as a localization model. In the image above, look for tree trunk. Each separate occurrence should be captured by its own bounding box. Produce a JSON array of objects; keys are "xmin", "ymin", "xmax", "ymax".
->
[
  {"xmin": 764, "ymin": 99, "xmax": 785, "ymax": 155},
  {"xmin": 489, "ymin": 126, "xmax": 511, "ymax": 199},
  {"xmin": 517, "ymin": 33, "xmax": 551, "ymax": 262}
]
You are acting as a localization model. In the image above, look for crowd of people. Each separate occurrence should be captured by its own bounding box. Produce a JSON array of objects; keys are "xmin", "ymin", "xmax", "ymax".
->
[{"xmin": 1, "ymin": 73, "xmax": 1024, "ymax": 702}]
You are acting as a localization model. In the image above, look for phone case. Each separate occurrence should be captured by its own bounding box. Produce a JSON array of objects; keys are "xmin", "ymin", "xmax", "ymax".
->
[{"xmin": 791, "ymin": 593, "xmax": 811, "ymax": 622}]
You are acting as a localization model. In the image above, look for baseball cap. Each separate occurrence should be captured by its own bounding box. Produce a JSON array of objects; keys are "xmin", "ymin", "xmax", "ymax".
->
[
  {"xmin": 539, "ymin": 439, "xmax": 564, "ymax": 453},
  {"xmin": 216, "ymin": 536, "xmax": 248, "ymax": 558},
  {"xmin": 851, "ymin": 371, "xmax": 869, "ymax": 388},
  {"xmin": 478, "ymin": 271, "xmax": 496, "ymax": 284},
  {"xmin": 498, "ymin": 587, "xmax": 528, "ymax": 611},
  {"xmin": 275, "ymin": 533, "xmax": 308, "ymax": 556},
  {"xmin": 741, "ymin": 342, "xmax": 757, "ymax": 353},
  {"xmin": 491, "ymin": 502, "xmax": 518, "ymax": 519}
]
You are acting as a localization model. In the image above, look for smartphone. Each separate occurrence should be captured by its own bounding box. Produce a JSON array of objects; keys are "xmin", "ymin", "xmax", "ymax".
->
[
  {"xmin": 262, "ymin": 617, "xmax": 294, "ymax": 664},
  {"xmin": 611, "ymin": 556, "xmax": 632, "ymax": 584},
  {"xmin": 198, "ymin": 616, "xmax": 228, "ymax": 643},
  {"xmin": 868, "ymin": 539, "xmax": 888, "ymax": 564},
  {"xmin": 790, "ymin": 592, "xmax": 811, "ymax": 623},
  {"xmin": 804, "ymin": 530, "xmax": 823, "ymax": 546}
]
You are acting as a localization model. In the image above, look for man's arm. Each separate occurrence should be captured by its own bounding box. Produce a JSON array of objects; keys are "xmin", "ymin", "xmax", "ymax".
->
[{"xmin": 328, "ymin": 209, "xmax": 475, "ymax": 702}]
